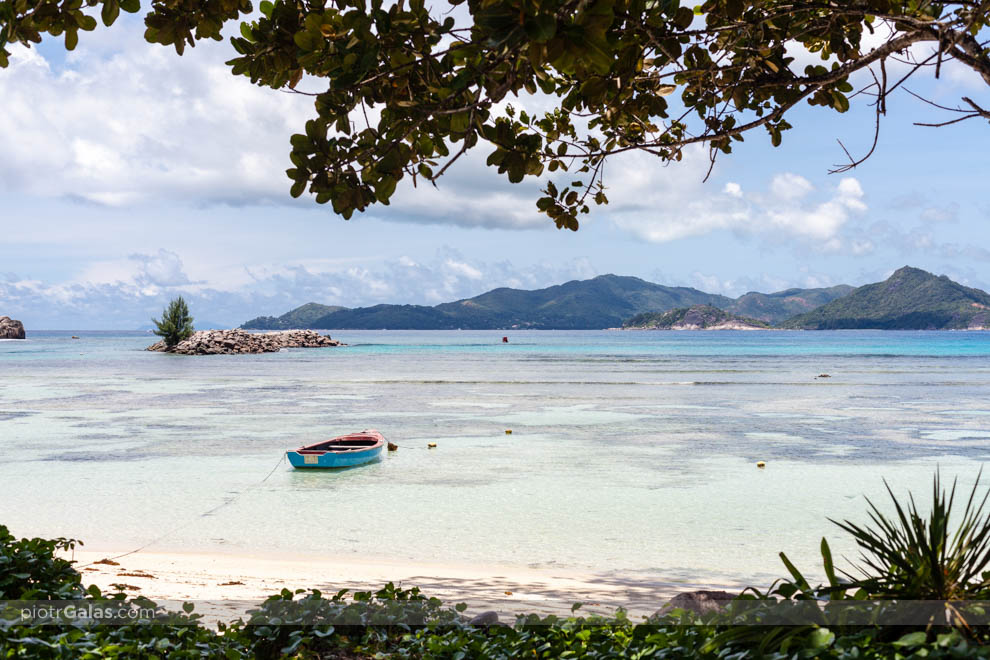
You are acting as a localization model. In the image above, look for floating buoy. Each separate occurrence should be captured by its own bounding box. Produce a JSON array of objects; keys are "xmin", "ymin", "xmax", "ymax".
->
[
  {"xmin": 427, "ymin": 442, "xmax": 437, "ymax": 448},
  {"xmin": 756, "ymin": 461, "xmax": 766, "ymax": 468},
  {"xmin": 387, "ymin": 442, "xmax": 398, "ymax": 452},
  {"xmin": 505, "ymin": 429, "xmax": 512, "ymax": 435}
]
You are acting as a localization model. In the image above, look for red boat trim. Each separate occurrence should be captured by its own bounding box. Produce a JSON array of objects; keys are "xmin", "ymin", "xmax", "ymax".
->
[{"xmin": 294, "ymin": 430, "xmax": 385, "ymax": 454}]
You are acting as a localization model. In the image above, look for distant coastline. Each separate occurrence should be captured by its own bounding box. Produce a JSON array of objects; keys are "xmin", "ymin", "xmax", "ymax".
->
[
  {"xmin": 240, "ymin": 266, "xmax": 990, "ymax": 332},
  {"xmin": 622, "ymin": 305, "xmax": 770, "ymax": 331}
]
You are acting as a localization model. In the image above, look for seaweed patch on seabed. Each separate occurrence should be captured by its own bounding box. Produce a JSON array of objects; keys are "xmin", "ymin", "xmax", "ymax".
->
[
  {"xmin": 0, "ymin": 411, "xmax": 36, "ymax": 421},
  {"xmin": 71, "ymin": 417, "xmax": 140, "ymax": 429},
  {"xmin": 73, "ymin": 432, "xmax": 133, "ymax": 441},
  {"xmin": 138, "ymin": 423, "xmax": 209, "ymax": 432},
  {"xmin": 56, "ymin": 390, "xmax": 134, "ymax": 403},
  {"xmin": 774, "ymin": 434, "xmax": 988, "ymax": 464},
  {"xmin": 238, "ymin": 384, "xmax": 300, "ymax": 394},
  {"xmin": 41, "ymin": 450, "xmax": 156, "ymax": 462}
]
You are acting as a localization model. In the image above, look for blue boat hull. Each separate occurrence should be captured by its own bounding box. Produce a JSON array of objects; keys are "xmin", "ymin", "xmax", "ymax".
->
[{"xmin": 287, "ymin": 445, "xmax": 383, "ymax": 469}]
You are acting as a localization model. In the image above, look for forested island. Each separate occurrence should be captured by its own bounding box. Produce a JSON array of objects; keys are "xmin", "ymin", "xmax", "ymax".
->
[
  {"xmin": 241, "ymin": 267, "xmax": 990, "ymax": 331},
  {"xmin": 623, "ymin": 305, "xmax": 770, "ymax": 330}
]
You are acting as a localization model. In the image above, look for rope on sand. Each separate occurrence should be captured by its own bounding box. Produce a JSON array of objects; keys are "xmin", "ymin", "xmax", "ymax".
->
[{"xmin": 77, "ymin": 453, "xmax": 287, "ymax": 568}]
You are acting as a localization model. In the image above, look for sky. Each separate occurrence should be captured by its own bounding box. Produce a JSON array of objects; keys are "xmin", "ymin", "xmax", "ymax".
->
[{"xmin": 1, "ymin": 15, "xmax": 988, "ymax": 329}]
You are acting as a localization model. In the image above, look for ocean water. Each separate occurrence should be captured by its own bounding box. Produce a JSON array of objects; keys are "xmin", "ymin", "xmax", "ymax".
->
[{"xmin": 3, "ymin": 329, "xmax": 990, "ymax": 588}]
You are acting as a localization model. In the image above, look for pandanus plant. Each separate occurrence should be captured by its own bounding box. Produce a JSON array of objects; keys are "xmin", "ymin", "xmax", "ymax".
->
[
  {"xmin": 704, "ymin": 472, "xmax": 990, "ymax": 654},
  {"xmin": 760, "ymin": 470, "xmax": 990, "ymax": 636},
  {"xmin": 829, "ymin": 470, "xmax": 990, "ymax": 602}
]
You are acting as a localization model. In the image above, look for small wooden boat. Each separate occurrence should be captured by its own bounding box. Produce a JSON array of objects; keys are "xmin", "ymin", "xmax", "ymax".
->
[{"xmin": 287, "ymin": 430, "xmax": 385, "ymax": 469}]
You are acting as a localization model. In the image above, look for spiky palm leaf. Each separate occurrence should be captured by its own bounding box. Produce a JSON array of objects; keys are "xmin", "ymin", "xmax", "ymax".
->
[{"xmin": 830, "ymin": 470, "xmax": 990, "ymax": 602}]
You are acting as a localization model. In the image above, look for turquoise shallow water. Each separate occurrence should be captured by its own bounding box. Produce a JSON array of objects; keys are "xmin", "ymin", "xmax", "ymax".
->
[{"xmin": 2, "ymin": 330, "xmax": 990, "ymax": 587}]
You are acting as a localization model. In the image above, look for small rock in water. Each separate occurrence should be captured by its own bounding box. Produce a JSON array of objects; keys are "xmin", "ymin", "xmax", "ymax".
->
[{"xmin": 0, "ymin": 316, "xmax": 26, "ymax": 339}]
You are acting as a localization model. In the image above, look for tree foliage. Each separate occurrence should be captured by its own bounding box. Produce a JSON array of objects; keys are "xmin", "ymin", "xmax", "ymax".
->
[
  {"xmin": 3, "ymin": 0, "xmax": 989, "ymax": 229},
  {"xmin": 152, "ymin": 296, "xmax": 195, "ymax": 347}
]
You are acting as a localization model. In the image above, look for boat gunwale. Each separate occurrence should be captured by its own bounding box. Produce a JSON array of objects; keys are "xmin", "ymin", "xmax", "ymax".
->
[{"xmin": 292, "ymin": 430, "xmax": 385, "ymax": 455}]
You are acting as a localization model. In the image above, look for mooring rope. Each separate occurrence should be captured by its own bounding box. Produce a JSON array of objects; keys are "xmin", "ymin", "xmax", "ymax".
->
[
  {"xmin": 77, "ymin": 453, "xmax": 287, "ymax": 568},
  {"xmin": 76, "ymin": 440, "xmax": 482, "ymax": 567}
]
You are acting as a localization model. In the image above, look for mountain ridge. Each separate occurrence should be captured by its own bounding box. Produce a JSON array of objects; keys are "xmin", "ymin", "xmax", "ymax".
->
[
  {"xmin": 241, "ymin": 303, "xmax": 349, "ymax": 330},
  {"xmin": 726, "ymin": 285, "xmax": 855, "ymax": 322},
  {"xmin": 779, "ymin": 266, "xmax": 990, "ymax": 330},
  {"xmin": 241, "ymin": 274, "xmax": 851, "ymax": 330},
  {"xmin": 304, "ymin": 275, "xmax": 733, "ymax": 330},
  {"xmin": 240, "ymin": 268, "xmax": 990, "ymax": 331}
]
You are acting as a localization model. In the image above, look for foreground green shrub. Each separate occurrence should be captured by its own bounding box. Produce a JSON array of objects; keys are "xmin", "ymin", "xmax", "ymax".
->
[{"xmin": 0, "ymin": 525, "xmax": 84, "ymax": 600}]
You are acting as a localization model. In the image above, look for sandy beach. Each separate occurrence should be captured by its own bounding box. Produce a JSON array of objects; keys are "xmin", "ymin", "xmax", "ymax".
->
[{"xmin": 64, "ymin": 549, "xmax": 739, "ymax": 624}]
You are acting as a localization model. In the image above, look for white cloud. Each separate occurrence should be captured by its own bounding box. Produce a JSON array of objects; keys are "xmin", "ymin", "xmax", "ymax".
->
[
  {"xmin": 919, "ymin": 203, "xmax": 959, "ymax": 224},
  {"xmin": 769, "ymin": 173, "xmax": 814, "ymax": 201},
  {"xmin": 0, "ymin": 247, "xmax": 600, "ymax": 328},
  {"xmin": 443, "ymin": 258, "xmax": 483, "ymax": 281},
  {"xmin": 850, "ymin": 239, "xmax": 875, "ymax": 255},
  {"xmin": 0, "ymin": 28, "xmax": 561, "ymax": 231},
  {"xmin": 0, "ymin": 28, "xmax": 312, "ymax": 207},
  {"xmin": 130, "ymin": 249, "xmax": 193, "ymax": 287},
  {"xmin": 604, "ymin": 148, "xmax": 868, "ymax": 250},
  {"xmin": 651, "ymin": 268, "xmax": 845, "ymax": 298},
  {"xmin": 763, "ymin": 176, "xmax": 865, "ymax": 243},
  {"xmin": 381, "ymin": 147, "xmax": 545, "ymax": 230}
]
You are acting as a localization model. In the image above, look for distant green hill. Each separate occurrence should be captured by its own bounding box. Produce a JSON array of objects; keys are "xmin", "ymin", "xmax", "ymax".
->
[
  {"xmin": 624, "ymin": 305, "xmax": 770, "ymax": 330},
  {"xmin": 726, "ymin": 285, "xmax": 854, "ymax": 323},
  {"xmin": 241, "ymin": 303, "xmax": 348, "ymax": 330},
  {"xmin": 779, "ymin": 267, "xmax": 990, "ymax": 329},
  {"xmin": 308, "ymin": 275, "xmax": 733, "ymax": 329},
  {"xmin": 239, "ymin": 275, "xmax": 862, "ymax": 330}
]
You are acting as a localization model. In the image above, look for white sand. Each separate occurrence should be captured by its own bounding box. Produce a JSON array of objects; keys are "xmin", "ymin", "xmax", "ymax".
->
[{"xmin": 65, "ymin": 549, "xmax": 739, "ymax": 624}]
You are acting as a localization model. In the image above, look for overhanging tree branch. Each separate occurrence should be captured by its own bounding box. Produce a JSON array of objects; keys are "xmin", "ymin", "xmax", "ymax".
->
[{"xmin": 3, "ymin": 0, "xmax": 989, "ymax": 229}]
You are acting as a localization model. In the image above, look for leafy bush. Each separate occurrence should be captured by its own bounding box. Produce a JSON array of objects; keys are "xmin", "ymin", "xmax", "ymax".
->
[
  {"xmin": 0, "ymin": 525, "xmax": 84, "ymax": 600},
  {"xmin": 152, "ymin": 296, "xmax": 195, "ymax": 348}
]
